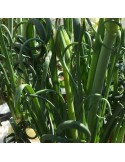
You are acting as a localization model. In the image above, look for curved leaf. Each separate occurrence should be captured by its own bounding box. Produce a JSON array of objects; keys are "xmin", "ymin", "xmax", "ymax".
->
[{"xmin": 56, "ymin": 120, "xmax": 91, "ymax": 142}]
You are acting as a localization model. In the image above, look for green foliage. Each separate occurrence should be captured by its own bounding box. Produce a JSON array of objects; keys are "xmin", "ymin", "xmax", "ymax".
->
[{"xmin": 0, "ymin": 18, "xmax": 125, "ymax": 143}]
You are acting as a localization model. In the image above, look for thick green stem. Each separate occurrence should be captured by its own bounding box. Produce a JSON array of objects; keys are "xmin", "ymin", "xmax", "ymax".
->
[
  {"xmin": 63, "ymin": 67, "xmax": 78, "ymax": 139},
  {"xmin": 95, "ymin": 30, "xmax": 121, "ymax": 142},
  {"xmin": 56, "ymin": 27, "xmax": 78, "ymax": 139},
  {"xmin": 87, "ymin": 19, "xmax": 120, "ymax": 142},
  {"xmin": 92, "ymin": 31, "xmax": 117, "ymax": 94},
  {"xmin": 86, "ymin": 18, "xmax": 105, "ymax": 96}
]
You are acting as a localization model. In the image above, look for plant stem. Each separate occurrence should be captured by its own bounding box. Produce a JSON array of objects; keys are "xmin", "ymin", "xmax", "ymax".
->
[
  {"xmin": 86, "ymin": 18, "xmax": 105, "ymax": 96},
  {"xmin": 63, "ymin": 67, "xmax": 78, "ymax": 139},
  {"xmin": 88, "ymin": 19, "xmax": 120, "ymax": 142},
  {"xmin": 8, "ymin": 18, "xmax": 13, "ymax": 37},
  {"xmin": 17, "ymin": 18, "xmax": 23, "ymax": 35},
  {"xmin": 0, "ymin": 24, "xmax": 16, "ymax": 92}
]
